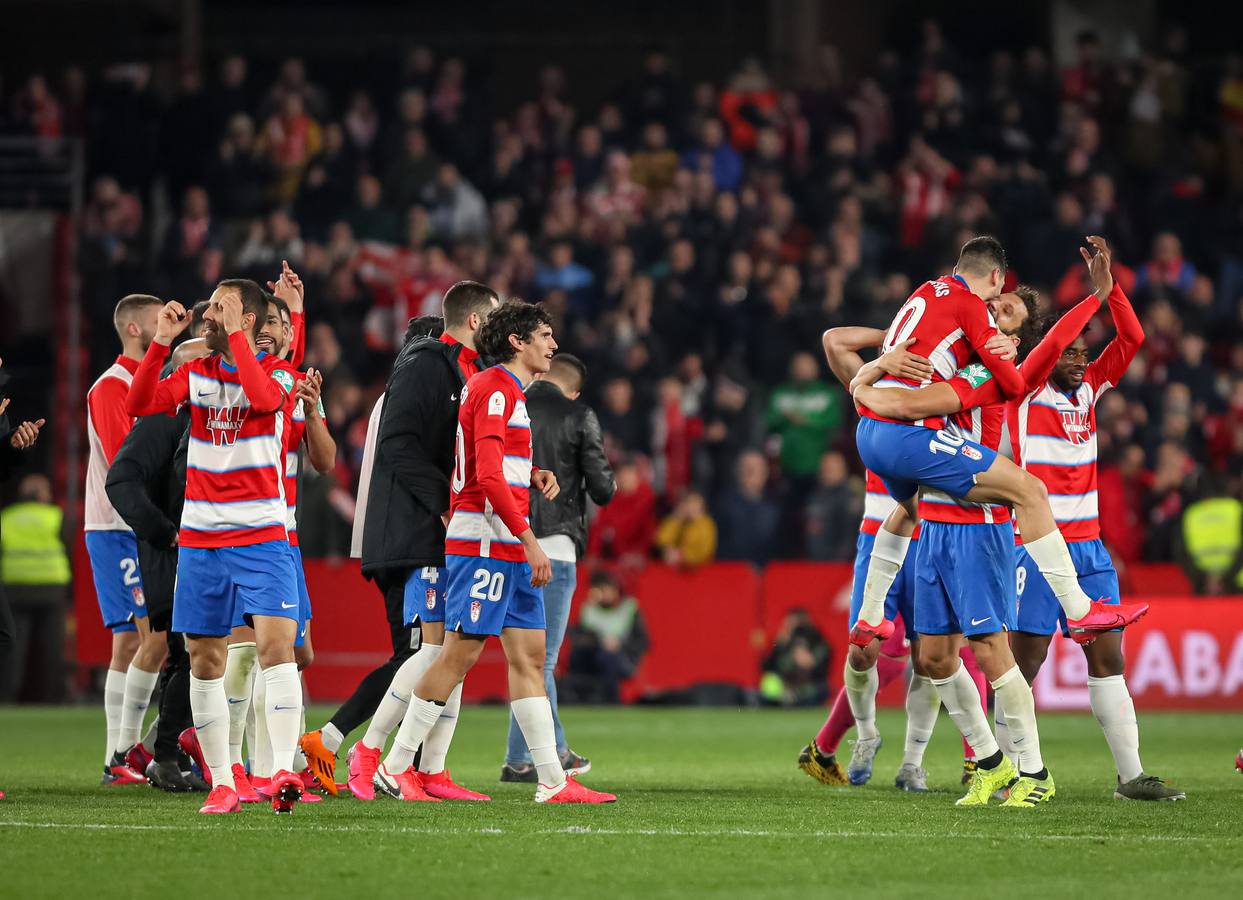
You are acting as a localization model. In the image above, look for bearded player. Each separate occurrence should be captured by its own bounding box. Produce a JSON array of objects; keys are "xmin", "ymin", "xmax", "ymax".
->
[{"xmin": 127, "ymin": 280, "xmax": 307, "ymax": 815}]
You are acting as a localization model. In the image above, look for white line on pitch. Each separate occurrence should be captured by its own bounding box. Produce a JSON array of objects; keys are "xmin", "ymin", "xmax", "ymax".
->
[{"xmin": 0, "ymin": 820, "xmax": 1233, "ymax": 843}]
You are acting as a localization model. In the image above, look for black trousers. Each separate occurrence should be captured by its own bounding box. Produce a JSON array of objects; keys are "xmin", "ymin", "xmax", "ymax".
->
[
  {"xmin": 0, "ymin": 585, "xmax": 67, "ymax": 703},
  {"xmin": 153, "ymin": 631, "xmax": 192, "ymax": 764},
  {"xmin": 326, "ymin": 567, "xmax": 416, "ymax": 738}
]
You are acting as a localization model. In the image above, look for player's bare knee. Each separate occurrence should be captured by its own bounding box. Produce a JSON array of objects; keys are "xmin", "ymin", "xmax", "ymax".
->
[
  {"xmin": 1084, "ymin": 635, "xmax": 1125, "ymax": 678},
  {"xmin": 1014, "ymin": 471, "xmax": 1048, "ymax": 509},
  {"xmin": 847, "ymin": 643, "xmax": 877, "ymax": 671},
  {"xmin": 256, "ymin": 641, "xmax": 294, "ymax": 669},
  {"xmin": 295, "ymin": 644, "xmax": 314, "ymax": 670},
  {"xmin": 917, "ymin": 643, "xmax": 956, "ymax": 679}
]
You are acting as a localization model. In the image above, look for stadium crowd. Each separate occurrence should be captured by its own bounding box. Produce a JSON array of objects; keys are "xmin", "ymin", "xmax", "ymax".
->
[{"xmin": 5, "ymin": 22, "xmax": 1243, "ymax": 577}]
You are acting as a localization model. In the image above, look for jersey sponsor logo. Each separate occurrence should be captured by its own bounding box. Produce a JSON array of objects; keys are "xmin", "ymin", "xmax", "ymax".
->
[
  {"xmin": 470, "ymin": 600, "xmax": 482, "ymax": 622},
  {"xmin": 487, "ymin": 390, "xmax": 506, "ymax": 416},
  {"xmin": 1060, "ymin": 408, "xmax": 1092, "ymax": 444},
  {"xmin": 426, "ymin": 588, "xmax": 437, "ymax": 609},
  {"xmin": 206, "ymin": 405, "xmax": 247, "ymax": 446},
  {"xmin": 271, "ymin": 369, "xmax": 295, "ymax": 393},
  {"xmin": 962, "ymin": 445, "xmax": 982, "ymax": 461},
  {"xmin": 957, "ymin": 363, "xmax": 993, "ymax": 388}
]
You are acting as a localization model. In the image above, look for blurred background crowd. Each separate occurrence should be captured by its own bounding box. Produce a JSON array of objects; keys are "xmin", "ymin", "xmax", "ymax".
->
[{"xmin": 4, "ymin": 12, "xmax": 1243, "ymax": 595}]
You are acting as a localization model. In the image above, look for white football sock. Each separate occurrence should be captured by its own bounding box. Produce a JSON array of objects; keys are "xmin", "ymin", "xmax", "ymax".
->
[
  {"xmin": 142, "ymin": 714, "xmax": 159, "ymax": 752},
  {"xmin": 512, "ymin": 695, "xmax": 564, "ymax": 788},
  {"xmin": 321, "ymin": 721, "xmax": 344, "ymax": 753},
  {"xmin": 188, "ymin": 675, "xmax": 231, "ymax": 788},
  {"xmin": 993, "ymin": 693, "xmax": 1019, "ymax": 769},
  {"xmin": 858, "ymin": 529, "xmax": 910, "ymax": 625},
  {"xmin": 244, "ymin": 697, "xmax": 256, "ymax": 770},
  {"xmin": 223, "ymin": 642, "xmax": 258, "ymax": 766},
  {"xmin": 252, "ymin": 665, "xmax": 272, "ymax": 778},
  {"xmin": 362, "ymin": 643, "xmax": 440, "ymax": 751},
  {"xmin": 991, "ymin": 666, "xmax": 1044, "ymax": 774},
  {"xmin": 902, "ymin": 673, "xmax": 940, "ymax": 767},
  {"xmin": 1022, "ymin": 531, "xmax": 1091, "ymax": 620},
  {"xmin": 104, "ymin": 668, "xmax": 126, "ymax": 764},
  {"xmin": 843, "ymin": 660, "xmax": 880, "ymax": 741},
  {"xmin": 293, "ymin": 696, "xmax": 308, "ymax": 771},
  {"xmin": 1088, "ymin": 675, "xmax": 1143, "ymax": 782},
  {"xmin": 117, "ymin": 664, "xmax": 159, "ymax": 752},
  {"xmin": 385, "ymin": 695, "xmax": 445, "ymax": 773},
  {"xmin": 932, "ymin": 662, "xmax": 999, "ymax": 761},
  {"xmin": 420, "ymin": 681, "xmax": 462, "ymax": 775},
  {"xmin": 263, "ymin": 662, "xmax": 302, "ymax": 775}
]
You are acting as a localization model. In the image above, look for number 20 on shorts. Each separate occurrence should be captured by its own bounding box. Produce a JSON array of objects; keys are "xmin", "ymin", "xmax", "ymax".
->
[{"xmin": 470, "ymin": 568, "xmax": 505, "ymax": 602}]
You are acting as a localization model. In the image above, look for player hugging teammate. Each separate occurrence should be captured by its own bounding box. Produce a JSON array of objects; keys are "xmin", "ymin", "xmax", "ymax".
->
[{"xmin": 802, "ymin": 235, "xmax": 1184, "ymax": 805}]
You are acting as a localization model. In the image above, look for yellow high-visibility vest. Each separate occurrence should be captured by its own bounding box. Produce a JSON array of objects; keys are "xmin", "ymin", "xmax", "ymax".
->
[
  {"xmin": 1, "ymin": 502, "xmax": 71, "ymax": 586},
  {"xmin": 1181, "ymin": 497, "xmax": 1242, "ymax": 582}
]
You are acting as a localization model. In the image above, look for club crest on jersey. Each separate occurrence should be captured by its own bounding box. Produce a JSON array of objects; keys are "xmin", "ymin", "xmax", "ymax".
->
[
  {"xmin": 426, "ymin": 588, "xmax": 437, "ymax": 610},
  {"xmin": 470, "ymin": 600, "xmax": 481, "ymax": 623},
  {"xmin": 1061, "ymin": 409, "xmax": 1092, "ymax": 444},
  {"xmin": 206, "ymin": 406, "xmax": 247, "ymax": 447}
]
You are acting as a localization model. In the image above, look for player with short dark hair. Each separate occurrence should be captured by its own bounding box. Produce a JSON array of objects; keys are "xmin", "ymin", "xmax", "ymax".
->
[
  {"xmin": 85, "ymin": 292, "xmax": 168, "ymax": 786},
  {"xmin": 126, "ymin": 280, "xmax": 307, "ymax": 815},
  {"xmin": 300, "ymin": 280, "xmax": 497, "ymax": 800},
  {"xmin": 377, "ymin": 300, "xmax": 616, "ymax": 803}
]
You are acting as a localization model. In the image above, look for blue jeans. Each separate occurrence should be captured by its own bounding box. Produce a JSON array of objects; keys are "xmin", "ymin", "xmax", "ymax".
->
[{"xmin": 505, "ymin": 559, "xmax": 575, "ymax": 764}]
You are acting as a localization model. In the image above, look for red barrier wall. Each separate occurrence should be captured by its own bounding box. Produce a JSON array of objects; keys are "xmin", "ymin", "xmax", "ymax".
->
[{"xmin": 73, "ymin": 551, "xmax": 1241, "ymax": 709}]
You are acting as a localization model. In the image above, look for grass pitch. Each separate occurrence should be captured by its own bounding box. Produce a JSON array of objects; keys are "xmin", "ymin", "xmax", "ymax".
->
[{"xmin": 0, "ymin": 704, "xmax": 1240, "ymax": 899}]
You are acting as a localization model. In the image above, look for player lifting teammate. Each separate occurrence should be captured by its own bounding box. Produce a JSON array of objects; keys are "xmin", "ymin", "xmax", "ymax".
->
[{"xmin": 857, "ymin": 238, "xmax": 1184, "ymax": 801}]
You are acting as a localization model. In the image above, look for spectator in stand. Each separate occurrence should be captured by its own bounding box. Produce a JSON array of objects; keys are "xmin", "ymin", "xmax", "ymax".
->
[
  {"xmin": 630, "ymin": 121, "xmax": 680, "ymax": 194},
  {"xmin": 804, "ymin": 451, "xmax": 863, "ymax": 562},
  {"xmin": 767, "ymin": 352, "xmax": 842, "ymax": 489},
  {"xmin": 206, "ymin": 113, "xmax": 273, "ymax": 221},
  {"xmin": 385, "ymin": 127, "xmax": 440, "ymax": 213},
  {"xmin": 759, "ymin": 608, "xmax": 831, "ymax": 707},
  {"xmin": 347, "ymin": 174, "xmax": 401, "ymax": 244},
  {"xmin": 423, "ymin": 163, "xmax": 488, "ymax": 241},
  {"xmin": 1097, "ymin": 443, "xmax": 1149, "ymax": 566},
  {"xmin": 654, "ymin": 490, "xmax": 717, "ymax": 568},
  {"xmin": 681, "ymin": 117, "xmax": 742, "ymax": 192},
  {"xmin": 584, "ymin": 151, "xmax": 646, "ymax": 238},
  {"xmin": 715, "ymin": 450, "xmax": 780, "ymax": 567},
  {"xmin": 1136, "ymin": 232, "xmax": 1197, "ymax": 299},
  {"xmin": 535, "ymin": 240, "xmax": 596, "ymax": 314},
  {"xmin": 158, "ymin": 185, "xmax": 217, "ymax": 298},
  {"xmin": 597, "ymin": 377, "xmax": 649, "ymax": 455},
  {"xmin": 234, "ymin": 208, "xmax": 304, "ymax": 274},
  {"xmin": 587, "ymin": 459, "xmax": 656, "ymax": 570},
  {"xmin": 565, "ymin": 571, "xmax": 648, "ymax": 704},
  {"xmin": 260, "ymin": 92, "xmax": 322, "ymax": 204}
]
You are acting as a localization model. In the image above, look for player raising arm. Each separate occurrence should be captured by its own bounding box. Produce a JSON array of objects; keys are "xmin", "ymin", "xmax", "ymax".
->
[
  {"xmin": 850, "ymin": 237, "xmax": 1148, "ymax": 648},
  {"xmin": 127, "ymin": 280, "xmax": 308, "ymax": 815}
]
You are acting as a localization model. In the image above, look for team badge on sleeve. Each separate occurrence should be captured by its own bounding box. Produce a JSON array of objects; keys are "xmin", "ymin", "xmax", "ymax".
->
[
  {"xmin": 272, "ymin": 369, "xmax": 295, "ymax": 392},
  {"xmin": 488, "ymin": 390, "xmax": 506, "ymax": 416}
]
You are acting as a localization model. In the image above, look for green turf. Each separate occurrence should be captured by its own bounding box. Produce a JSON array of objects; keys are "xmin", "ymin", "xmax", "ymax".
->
[{"xmin": 0, "ymin": 705, "xmax": 1239, "ymax": 899}]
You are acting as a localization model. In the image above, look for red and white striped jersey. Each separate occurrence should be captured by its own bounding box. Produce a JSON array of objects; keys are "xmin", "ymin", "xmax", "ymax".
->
[
  {"xmin": 445, "ymin": 366, "xmax": 533, "ymax": 562},
  {"xmin": 917, "ymin": 402, "xmax": 1012, "ymax": 526},
  {"xmin": 860, "ymin": 275, "xmax": 1024, "ymax": 430},
  {"xmin": 85, "ymin": 356, "xmax": 140, "ymax": 532},
  {"xmin": 283, "ymin": 378, "xmax": 310, "ymax": 547},
  {"xmin": 860, "ymin": 470, "xmax": 897, "ymax": 536},
  {"xmin": 1010, "ymin": 288, "xmax": 1144, "ymax": 543},
  {"xmin": 1012, "ymin": 376, "xmax": 1111, "ymax": 542},
  {"xmin": 127, "ymin": 333, "xmax": 296, "ymax": 548}
]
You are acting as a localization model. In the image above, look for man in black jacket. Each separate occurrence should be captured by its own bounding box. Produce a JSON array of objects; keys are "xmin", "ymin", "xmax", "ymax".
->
[
  {"xmin": 500, "ymin": 353, "xmax": 616, "ymax": 782},
  {"xmin": 0, "ymin": 370, "xmax": 45, "ymax": 803},
  {"xmin": 301, "ymin": 282, "xmax": 498, "ymax": 798},
  {"xmin": 105, "ymin": 338, "xmax": 210, "ymax": 791}
]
